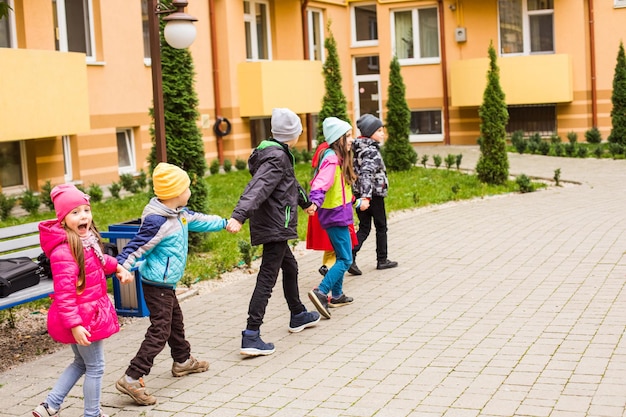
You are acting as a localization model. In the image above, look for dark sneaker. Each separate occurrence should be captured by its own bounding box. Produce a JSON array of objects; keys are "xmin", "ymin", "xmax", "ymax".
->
[
  {"xmin": 171, "ymin": 355, "xmax": 209, "ymax": 377},
  {"xmin": 241, "ymin": 330, "xmax": 275, "ymax": 356},
  {"xmin": 376, "ymin": 259, "xmax": 398, "ymax": 270},
  {"xmin": 348, "ymin": 262, "xmax": 362, "ymax": 275},
  {"xmin": 116, "ymin": 376, "xmax": 157, "ymax": 405},
  {"xmin": 289, "ymin": 309, "xmax": 321, "ymax": 333},
  {"xmin": 329, "ymin": 294, "xmax": 354, "ymax": 308},
  {"xmin": 308, "ymin": 288, "xmax": 331, "ymax": 319},
  {"xmin": 318, "ymin": 265, "xmax": 328, "ymax": 276},
  {"xmin": 33, "ymin": 403, "xmax": 58, "ymax": 417}
]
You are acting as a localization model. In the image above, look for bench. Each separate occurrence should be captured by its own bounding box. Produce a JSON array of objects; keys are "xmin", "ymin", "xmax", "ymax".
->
[{"xmin": 0, "ymin": 221, "xmax": 54, "ymax": 311}]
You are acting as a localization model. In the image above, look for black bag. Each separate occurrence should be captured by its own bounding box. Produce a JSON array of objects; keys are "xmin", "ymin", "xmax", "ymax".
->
[{"xmin": 0, "ymin": 257, "xmax": 43, "ymax": 298}]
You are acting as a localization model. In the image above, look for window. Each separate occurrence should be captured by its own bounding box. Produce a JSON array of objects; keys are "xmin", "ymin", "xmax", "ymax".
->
[
  {"xmin": 116, "ymin": 129, "xmax": 136, "ymax": 173},
  {"xmin": 0, "ymin": 0, "xmax": 15, "ymax": 48},
  {"xmin": 391, "ymin": 7, "xmax": 440, "ymax": 65},
  {"xmin": 244, "ymin": 0, "xmax": 272, "ymax": 60},
  {"xmin": 409, "ymin": 110, "xmax": 443, "ymax": 143},
  {"xmin": 249, "ymin": 117, "xmax": 271, "ymax": 148},
  {"xmin": 141, "ymin": 0, "xmax": 150, "ymax": 63},
  {"xmin": 62, "ymin": 136, "xmax": 73, "ymax": 182},
  {"xmin": 307, "ymin": 8, "xmax": 324, "ymax": 61},
  {"xmin": 499, "ymin": 0, "xmax": 554, "ymax": 55},
  {"xmin": 0, "ymin": 141, "xmax": 25, "ymax": 189},
  {"xmin": 352, "ymin": 4, "xmax": 378, "ymax": 47},
  {"xmin": 615, "ymin": 0, "xmax": 626, "ymax": 8},
  {"xmin": 506, "ymin": 104, "xmax": 556, "ymax": 136},
  {"xmin": 53, "ymin": 0, "xmax": 95, "ymax": 61}
]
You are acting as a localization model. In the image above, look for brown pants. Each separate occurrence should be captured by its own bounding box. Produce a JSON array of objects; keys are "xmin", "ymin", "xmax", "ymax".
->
[{"xmin": 125, "ymin": 283, "xmax": 190, "ymax": 379}]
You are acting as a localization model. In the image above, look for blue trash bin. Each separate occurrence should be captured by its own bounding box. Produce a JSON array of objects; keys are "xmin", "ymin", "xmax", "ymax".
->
[{"xmin": 102, "ymin": 219, "xmax": 150, "ymax": 317}]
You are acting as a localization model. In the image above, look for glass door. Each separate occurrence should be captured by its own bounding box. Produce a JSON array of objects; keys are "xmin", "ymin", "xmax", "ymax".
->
[{"xmin": 353, "ymin": 55, "xmax": 381, "ymax": 121}]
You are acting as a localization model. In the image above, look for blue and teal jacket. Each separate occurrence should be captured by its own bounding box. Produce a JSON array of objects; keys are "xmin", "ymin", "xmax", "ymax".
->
[
  {"xmin": 117, "ymin": 197, "xmax": 226, "ymax": 288},
  {"xmin": 231, "ymin": 138, "xmax": 311, "ymax": 246}
]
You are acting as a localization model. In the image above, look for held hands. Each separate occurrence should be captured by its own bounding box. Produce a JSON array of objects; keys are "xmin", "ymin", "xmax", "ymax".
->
[
  {"xmin": 116, "ymin": 265, "xmax": 133, "ymax": 284},
  {"xmin": 72, "ymin": 325, "xmax": 91, "ymax": 346},
  {"xmin": 306, "ymin": 204, "xmax": 317, "ymax": 216},
  {"xmin": 226, "ymin": 218, "xmax": 242, "ymax": 233},
  {"xmin": 359, "ymin": 198, "xmax": 370, "ymax": 211}
]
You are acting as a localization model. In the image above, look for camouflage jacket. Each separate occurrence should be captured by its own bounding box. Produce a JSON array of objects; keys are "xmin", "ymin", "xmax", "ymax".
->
[{"xmin": 352, "ymin": 137, "xmax": 389, "ymax": 198}]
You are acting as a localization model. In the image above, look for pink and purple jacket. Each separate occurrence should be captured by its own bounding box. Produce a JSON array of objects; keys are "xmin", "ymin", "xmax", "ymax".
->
[
  {"xmin": 309, "ymin": 150, "xmax": 354, "ymax": 229},
  {"xmin": 39, "ymin": 220, "xmax": 120, "ymax": 344}
]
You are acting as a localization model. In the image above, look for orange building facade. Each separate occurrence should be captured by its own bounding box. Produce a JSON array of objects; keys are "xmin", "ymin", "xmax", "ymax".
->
[{"xmin": 1, "ymin": 0, "xmax": 625, "ymax": 193}]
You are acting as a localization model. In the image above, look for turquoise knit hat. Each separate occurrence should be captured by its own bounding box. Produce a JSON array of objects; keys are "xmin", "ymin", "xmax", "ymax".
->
[{"xmin": 322, "ymin": 117, "xmax": 352, "ymax": 145}]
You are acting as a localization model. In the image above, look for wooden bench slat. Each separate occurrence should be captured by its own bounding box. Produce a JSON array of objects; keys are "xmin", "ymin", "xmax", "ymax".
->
[
  {"xmin": 0, "ymin": 234, "xmax": 40, "ymax": 253},
  {"xmin": 0, "ymin": 279, "xmax": 53, "ymax": 310},
  {"xmin": 0, "ymin": 222, "xmax": 41, "ymax": 239}
]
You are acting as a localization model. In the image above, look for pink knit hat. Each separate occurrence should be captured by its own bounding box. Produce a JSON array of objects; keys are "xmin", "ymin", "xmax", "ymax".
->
[{"xmin": 50, "ymin": 184, "xmax": 91, "ymax": 222}]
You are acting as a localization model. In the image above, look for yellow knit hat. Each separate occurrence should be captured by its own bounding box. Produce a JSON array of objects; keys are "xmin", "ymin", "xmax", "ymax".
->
[{"xmin": 152, "ymin": 162, "xmax": 191, "ymax": 200}]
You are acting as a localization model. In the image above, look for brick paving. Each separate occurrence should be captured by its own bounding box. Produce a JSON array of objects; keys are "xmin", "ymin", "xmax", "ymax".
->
[{"xmin": 2, "ymin": 146, "xmax": 626, "ymax": 417}]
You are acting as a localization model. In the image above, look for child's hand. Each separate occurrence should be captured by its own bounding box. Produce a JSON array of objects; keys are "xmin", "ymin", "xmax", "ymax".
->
[
  {"xmin": 116, "ymin": 265, "xmax": 133, "ymax": 284},
  {"xmin": 226, "ymin": 218, "xmax": 242, "ymax": 233},
  {"xmin": 306, "ymin": 204, "xmax": 317, "ymax": 216},
  {"xmin": 359, "ymin": 199, "xmax": 370, "ymax": 211},
  {"xmin": 72, "ymin": 325, "xmax": 91, "ymax": 346}
]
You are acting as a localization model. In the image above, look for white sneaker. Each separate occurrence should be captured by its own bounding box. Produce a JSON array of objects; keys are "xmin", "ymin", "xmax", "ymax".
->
[{"xmin": 33, "ymin": 403, "xmax": 58, "ymax": 417}]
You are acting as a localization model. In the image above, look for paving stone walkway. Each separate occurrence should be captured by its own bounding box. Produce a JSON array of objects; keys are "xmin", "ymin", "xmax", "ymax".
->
[{"xmin": 2, "ymin": 146, "xmax": 626, "ymax": 417}]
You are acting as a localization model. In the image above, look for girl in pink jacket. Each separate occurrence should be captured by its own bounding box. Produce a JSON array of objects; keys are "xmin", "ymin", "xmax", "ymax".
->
[{"xmin": 33, "ymin": 184, "xmax": 132, "ymax": 417}]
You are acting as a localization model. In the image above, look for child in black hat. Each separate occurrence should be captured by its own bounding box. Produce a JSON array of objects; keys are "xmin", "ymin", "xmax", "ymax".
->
[{"xmin": 349, "ymin": 114, "xmax": 398, "ymax": 275}]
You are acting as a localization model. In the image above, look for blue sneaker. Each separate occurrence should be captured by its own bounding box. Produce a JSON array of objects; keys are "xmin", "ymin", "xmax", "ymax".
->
[
  {"xmin": 240, "ymin": 330, "xmax": 275, "ymax": 356},
  {"xmin": 289, "ymin": 309, "xmax": 321, "ymax": 333}
]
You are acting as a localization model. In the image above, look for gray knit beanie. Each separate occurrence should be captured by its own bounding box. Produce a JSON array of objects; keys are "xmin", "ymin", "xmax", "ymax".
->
[
  {"xmin": 356, "ymin": 114, "xmax": 383, "ymax": 138},
  {"xmin": 271, "ymin": 108, "xmax": 302, "ymax": 142}
]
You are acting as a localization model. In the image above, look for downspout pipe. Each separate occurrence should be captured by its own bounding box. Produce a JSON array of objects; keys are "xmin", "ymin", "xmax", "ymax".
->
[
  {"xmin": 588, "ymin": 0, "xmax": 598, "ymax": 128},
  {"xmin": 438, "ymin": 0, "xmax": 451, "ymax": 145},
  {"xmin": 301, "ymin": 0, "xmax": 312, "ymax": 151},
  {"xmin": 209, "ymin": 0, "xmax": 224, "ymax": 164}
]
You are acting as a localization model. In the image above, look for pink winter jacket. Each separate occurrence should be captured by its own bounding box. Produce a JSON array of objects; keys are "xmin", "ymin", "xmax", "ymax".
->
[{"xmin": 39, "ymin": 220, "xmax": 120, "ymax": 344}]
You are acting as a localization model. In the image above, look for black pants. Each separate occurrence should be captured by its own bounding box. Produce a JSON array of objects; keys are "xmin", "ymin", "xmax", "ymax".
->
[
  {"xmin": 126, "ymin": 283, "xmax": 190, "ymax": 379},
  {"xmin": 247, "ymin": 241, "xmax": 305, "ymax": 331},
  {"xmin": 353, "ymin": 196, "xmax": 388, "ymax": 262}
]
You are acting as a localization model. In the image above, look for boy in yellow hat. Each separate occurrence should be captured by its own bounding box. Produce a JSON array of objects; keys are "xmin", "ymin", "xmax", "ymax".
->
[{"xmin": 115, "ymin": 162, "xmax": 227, "ymax": 406}]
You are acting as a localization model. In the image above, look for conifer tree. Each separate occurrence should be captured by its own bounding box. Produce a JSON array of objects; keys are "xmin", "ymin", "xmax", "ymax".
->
[
  {"xmin": 609, "ymin": 41, "xmax": 626, "ymax": 146},
  {"xmin": 317, "ymin": 24, "xmax": 350, "ymax": 144},
  {"xmin": 476, "ymin": 42, "xmax": 509, "ymax": 185},
  {"xmin": 383, "ymin": 56, "xmax": 417, "ymax": 171},
  {"xmin": 148, "ymin": 10, "xmax": 208, "ymax": 216}
]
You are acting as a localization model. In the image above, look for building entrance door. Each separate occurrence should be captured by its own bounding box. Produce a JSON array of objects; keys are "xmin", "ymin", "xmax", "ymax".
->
[{"xmin": 353, "ymin": 55, "xmax": 382, "ymax": 123}]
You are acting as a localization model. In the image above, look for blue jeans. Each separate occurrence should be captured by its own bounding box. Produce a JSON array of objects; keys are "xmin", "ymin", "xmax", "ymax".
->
[
  {"xmin": 46, "ymin": 340, "xmax": 105, "ymax": 417},
  {"xmin": 318, "ymin": 226, "xmax": 352, "ymax": 297}
]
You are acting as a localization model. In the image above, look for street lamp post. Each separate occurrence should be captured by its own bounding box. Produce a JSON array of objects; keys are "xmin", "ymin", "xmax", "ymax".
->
[{"xmin": 148, "ymin": 0, "xmax": 197, "ymax": 163}]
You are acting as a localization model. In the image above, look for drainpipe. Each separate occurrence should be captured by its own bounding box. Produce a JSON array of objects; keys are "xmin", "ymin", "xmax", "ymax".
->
[
  {"xmin": 438, "ymin": 0, "xmax": 451, "ymax": 145},
  {"xmin": 588, "ymin": 0, "xmax": 598, "ymax": 128},
  {"xmin": 209, "ymin": 0, "xmax": 224, "ymax": 164},
  {"xmin": 301, "ymin": 0, "xmax": 313, "ymax": 151}
]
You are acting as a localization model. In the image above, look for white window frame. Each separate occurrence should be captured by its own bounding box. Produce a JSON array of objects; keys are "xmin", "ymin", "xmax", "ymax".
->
[
  {"xmin": 351, "ymin": 3, "xmax": 378, "ymax": 48},
  {"xmin": 307, "ymin": 8, "xmax": 325, "ymax": 62},
  {"xmin": 498, "ymin": 0, "xmax": 554, "ymax": 56},
  {"xmin": 53, "ymin": 0, "xmax": 96, "ymax": 62},
  {"xmin": 615, "ymin": 0, "xmax": 626, "ymax": 8},
  {"xmin": 0, "ymin": 0, "xmax": 17, "ymax": 48},
  {"xmin": 62, "ymin": 135, "xmax": 73, "ymax": 182},
  {"xmin": 244, "ymin": 0, "xmax": 272, "ymax": 61},
  {"xmin": 141, "ymin": 0, "xmax": 151, "ymax": 65},
  {"xmin": 116, "ymin": 128, "xmax": 136, "ymax": 174},
  {"xmin": 409, "ymin": 109, "xmax": 444, "ymax": 143},
  {"xmin": 390, "ymin": 6, "xmax": 440, "ymax": 66}
]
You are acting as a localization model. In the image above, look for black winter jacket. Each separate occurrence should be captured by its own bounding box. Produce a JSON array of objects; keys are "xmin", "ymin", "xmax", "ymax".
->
[{"xmin": 231, "ymin": 139, "xmax": 310, "ymax": 246}]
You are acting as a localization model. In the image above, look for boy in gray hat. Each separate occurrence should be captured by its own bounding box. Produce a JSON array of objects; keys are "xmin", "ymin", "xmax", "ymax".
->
[
  {"xmin": 349, "ymin": 113, "xmax": 398, "ymax": 275},
  {"xmin": 227, "ymin": 108, "xmax": 320, "ymax": 356}
]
